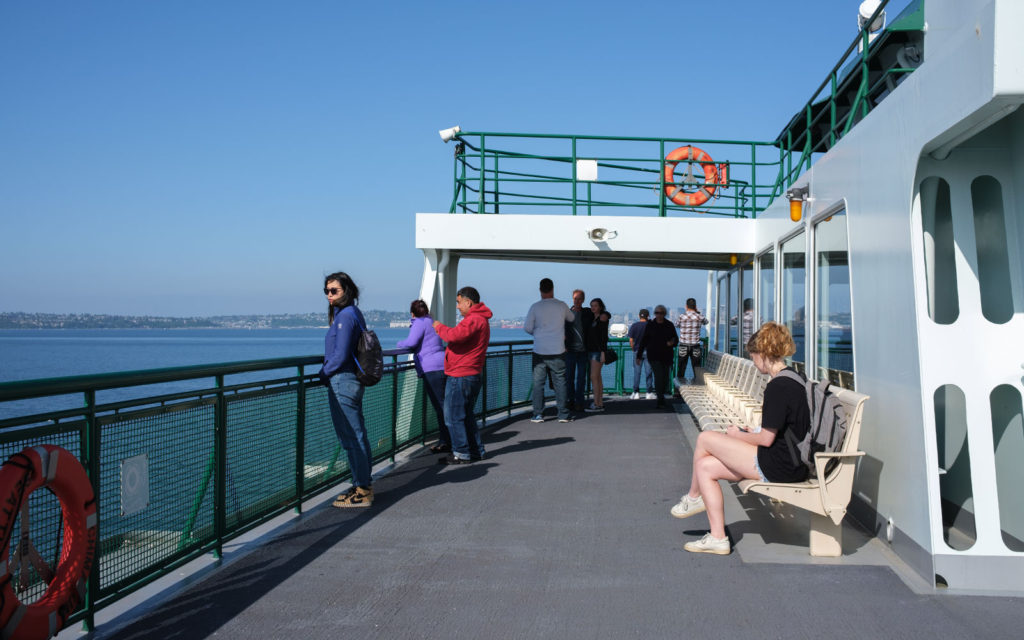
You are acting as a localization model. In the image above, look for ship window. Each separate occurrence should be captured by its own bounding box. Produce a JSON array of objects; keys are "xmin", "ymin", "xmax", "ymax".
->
[
  {"xmin": 729, "ymin": 269, "xmax": 740, "ymax": 356},
  {"xmin": 920, "ymin": 177, "xmax": 959, "ymax": 324},
  {"xmin": 781, "ymin": 231, "xmax": 806, "ymax": 368},
  {"xmin": 991, "ymin": 385, "xmax": 1024, "ymax": 551},
  {"xmin": 814, "ymin": 210, "xmax": 853, "ymax": 385},
  {"xmin": 740, "ymin": 261, "xmax": 753, "ymax": 358},
  {"xmin": 757, "ymin": 250, "xmax": 775, "ymax": 329},
  {"xmin": 716, "ymin": 276, "xmax": 728, "ymax": 351},
  {"xmin": 971, "ymin": 176, "xmax": 1017, "ymax": 324},
  {"xmin": 934, "ymin": 384, "xmax": 976, "ymax": 551}
]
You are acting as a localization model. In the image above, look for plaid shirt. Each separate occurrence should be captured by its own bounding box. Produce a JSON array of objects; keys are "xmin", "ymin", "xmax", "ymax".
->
[{"xmin": 676, "ymin": 309, "xmax": 708, "ymax": 345}]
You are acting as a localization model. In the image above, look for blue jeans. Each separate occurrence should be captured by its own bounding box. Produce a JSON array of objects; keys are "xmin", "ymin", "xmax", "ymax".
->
[
  {"xmin": 632, "ymin": 352, "xmax": 653, "ymax": 392},
  {"xmin": 532, "ymin": 353, "xmax": 569, "ymax": 420},
  {"xmin": 423, "ymin": 370, "xmax": 450, "ymax": 445},
  {"xmin": 326, "ymin": 371, "xmax": 373, "ymax": 488},
  {"xmin": 445, "ymin": 374, "xmax": 485, "ymax": 460},
  {"xmin": 564, "ymin": 350, "xmax": 589, "ymax": 409}
]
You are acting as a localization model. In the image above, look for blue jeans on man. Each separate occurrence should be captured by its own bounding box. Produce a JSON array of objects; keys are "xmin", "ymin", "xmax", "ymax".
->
[
  {"xmin": 632, "ymin": 351, "xmax": 653, "ymax": 393},
  {"xmin": 532, "ymin": 353, "xmax": 569, "ymax": 420},
  {"xmin": 564, "ymin": 350, "xmax": 589, "ymax": 410},
  {"xmin": 326, "ymin": 371, "xmax": 373, "ymax": 488},
  {"xmin": 445, "ymin": 374, "xmax": 485, "ymax": 461}
]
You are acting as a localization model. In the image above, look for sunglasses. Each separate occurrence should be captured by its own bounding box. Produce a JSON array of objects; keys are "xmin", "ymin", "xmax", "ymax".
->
[
  {"xmin": 324, "ymin": 287, "xmax": 341, "ymax": 295},
  {"xmin": 654, "ymin": 311, "xmax": 666, "ymax": 315}
]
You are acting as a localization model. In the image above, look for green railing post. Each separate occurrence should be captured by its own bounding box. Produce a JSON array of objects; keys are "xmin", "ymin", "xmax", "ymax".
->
[
  {"xmin": 507, "ymin": 344, "xmax": 514, "ymax": 417},
  {"xmin": 750, "ymin": 143, "xmax": 757, "ymax": 217},
  {"xmin": 571, "ymin": 137, "xmax": 578, "ymax": 216},
  {"xmin": 390, "ymin": 355, "xmax": 398, "ymax": 462},
  {"xmin": 481, "ymin": 355, "xmax": 488, "ymax": 428},
  {"xmin": 478, "ymin": 136, "xmax": 486, "ymax": 214},
  {"xmin": 81, "ymin": 389, "xmax": 98, "ymax": 633},
  {"xmin": 658, "ymin": 140, "xmax": 666, "ymax": 217},
  {"xmin": 214, "ymin": 374, "xmax": 226, "ymax": 559},
  {"xmin": 295, "ymin": 366, "xmax": 306, "ymax": 514},
  {"xmin": 421, "ymin": 373, "xmax": 428, "ymax": 444},
  {"xmin": 494, "ymin": 154, "xmax": 500, "ymax": 215}
]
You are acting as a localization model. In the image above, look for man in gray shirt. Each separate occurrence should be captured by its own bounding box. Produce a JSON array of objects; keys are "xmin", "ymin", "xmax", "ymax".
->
[{"xmin": 524, "ymin": 278, "xmax": 575, "ymax": 422}]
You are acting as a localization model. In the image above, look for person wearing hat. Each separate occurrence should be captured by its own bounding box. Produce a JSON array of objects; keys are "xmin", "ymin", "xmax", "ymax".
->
[
  {"xmin": 627, "ymin": 309, "xmax": 654, "ymax": 400},
  {"xmin": 638, "ymin": 304, "xmax": 679, "ymax": 409}
]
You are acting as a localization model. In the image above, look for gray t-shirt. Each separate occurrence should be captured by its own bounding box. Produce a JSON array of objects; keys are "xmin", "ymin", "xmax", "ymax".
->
[{"xmin": 524, "ymin": 298, "xmax": 574, "ymax": 355}]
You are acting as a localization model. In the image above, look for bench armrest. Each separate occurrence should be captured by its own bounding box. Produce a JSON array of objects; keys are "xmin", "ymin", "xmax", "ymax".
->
[{"xmin": 813, "ymin": 451, "xmax": 865, "ymax": 525}]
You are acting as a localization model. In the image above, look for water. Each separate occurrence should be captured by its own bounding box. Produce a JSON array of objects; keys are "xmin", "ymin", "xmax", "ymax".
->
[{"xmin": 0, "ymin": 327, "xmax": 531, "ymax": 420}]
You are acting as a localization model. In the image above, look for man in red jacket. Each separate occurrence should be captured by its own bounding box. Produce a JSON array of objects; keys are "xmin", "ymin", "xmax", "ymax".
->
[{"xmin": 433, "ymin": 286, "xmax": 493, "ymax": 464}]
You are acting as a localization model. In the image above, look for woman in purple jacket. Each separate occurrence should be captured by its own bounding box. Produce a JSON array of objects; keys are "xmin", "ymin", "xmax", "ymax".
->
[{"xmin": 397, "ymin": 300, "xmax": 450, "ymax": 452}]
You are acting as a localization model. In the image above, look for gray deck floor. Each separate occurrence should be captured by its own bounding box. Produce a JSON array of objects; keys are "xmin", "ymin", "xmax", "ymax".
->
[{"xmin": 89, "ymin": 398, "xmax": 1023, "ymax": 640}]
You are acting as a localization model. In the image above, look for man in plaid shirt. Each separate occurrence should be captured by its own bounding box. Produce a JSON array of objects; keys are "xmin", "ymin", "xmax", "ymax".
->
[{"xmin": 676, "ymin": 298, "xmax": 708, "ymax": 384}]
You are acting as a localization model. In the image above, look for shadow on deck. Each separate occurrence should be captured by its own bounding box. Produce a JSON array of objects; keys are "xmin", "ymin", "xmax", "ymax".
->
[{"xmin": 86, "ymin": 399, "xmax": 1023, "ymax": 640}]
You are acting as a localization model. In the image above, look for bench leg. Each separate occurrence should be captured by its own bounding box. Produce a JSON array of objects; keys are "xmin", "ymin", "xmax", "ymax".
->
[{"xmin": 809, "ymin": 513, "xmax": 842, "ymax": 557}]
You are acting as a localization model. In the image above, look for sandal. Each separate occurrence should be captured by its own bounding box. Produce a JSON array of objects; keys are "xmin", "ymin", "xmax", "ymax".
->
[{"xmin": 429, "ymin": 442, "xmax": 451, "ymax": 453}]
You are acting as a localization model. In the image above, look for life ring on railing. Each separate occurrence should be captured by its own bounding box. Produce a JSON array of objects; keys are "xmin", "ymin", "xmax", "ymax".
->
[
  {"xmin": 663, "ymin": 145, "xmax": 719, "ymax": 207},
  {"xmin": 0, "ymin": 445, "xmax": 97, "ymax": 640}
]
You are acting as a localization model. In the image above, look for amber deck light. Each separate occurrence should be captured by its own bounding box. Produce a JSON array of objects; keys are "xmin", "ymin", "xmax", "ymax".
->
[{"xmin": 786, "ymin": 185, "xmax": 809, "ymax": 222}]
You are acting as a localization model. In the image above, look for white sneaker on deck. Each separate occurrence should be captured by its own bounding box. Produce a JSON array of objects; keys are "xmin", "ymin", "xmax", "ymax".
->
[
  {"xmin": 630, "ymin": 392, "xmax": 640, "ymax": 400},
  {"xmin": 645, "ymin": 392, "xmax": 656, "ymax": 400},
  {"xmin": 670, "ymin": 494, "xmax": 706, "ymax": 519},
  {"xmin": 684, "ymin": 532, "xmax": 731, "ymax": 555}
]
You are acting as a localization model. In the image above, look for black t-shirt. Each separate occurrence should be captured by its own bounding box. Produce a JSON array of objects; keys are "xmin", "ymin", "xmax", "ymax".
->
[
  {"xmin": 584, "ymin": 315, "xmax": 608, "ymax": 352},
  {"xmin": 627, "ymin": 321, "xmax": 647, "ymax": 351},
  {"xmin": 755, "ymin": 369, "xmax": 811, "ymax": 483},
  {"xmin": 639, "ymin": 320, "xmax": 678, "ymax": 363}
]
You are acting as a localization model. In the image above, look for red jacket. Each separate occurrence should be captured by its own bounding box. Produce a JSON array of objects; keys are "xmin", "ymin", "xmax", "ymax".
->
[{"xmin": 434, "ymin": 303, "xmax": 493, "ymax": 377}]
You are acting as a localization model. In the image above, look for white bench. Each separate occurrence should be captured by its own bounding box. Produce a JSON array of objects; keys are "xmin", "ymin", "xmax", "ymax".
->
[
  {"xmin": 678, "ymin": 352, "xmax": 768, "ymax": 432},
  {"xmin": 738, "ymin": 386, "xmax": 869, "ymax": 557}
]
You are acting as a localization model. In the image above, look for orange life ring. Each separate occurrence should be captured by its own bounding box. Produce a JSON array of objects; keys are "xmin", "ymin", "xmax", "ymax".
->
[
  {"xmin": 0, "ymin": 446, "xmax": 97, "ymax": 640},
  {"xmin": 663, "ymin": 145, "xmax": 719, "ymax": 207}
]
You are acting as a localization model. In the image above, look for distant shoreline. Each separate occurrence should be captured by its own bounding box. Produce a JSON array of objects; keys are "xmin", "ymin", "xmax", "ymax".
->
[{"xmin": 0, "ymin": 311, "xmax": 396, "ymax": 331}]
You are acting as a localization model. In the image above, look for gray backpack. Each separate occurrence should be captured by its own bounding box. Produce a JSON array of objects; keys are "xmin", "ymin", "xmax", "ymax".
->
[{"xmin": 777, "ymin": 369, "xmax": 848, "ymax": 478}]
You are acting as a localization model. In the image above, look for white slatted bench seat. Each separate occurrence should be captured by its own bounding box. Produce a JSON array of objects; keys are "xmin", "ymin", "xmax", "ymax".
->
[
  {"xmin": 738, "ymin": 386, "xmax": 869, "ymax": 557},
  {"xmin": 678, "ymin": 352, "xmax": 768, "ymax": 432}
]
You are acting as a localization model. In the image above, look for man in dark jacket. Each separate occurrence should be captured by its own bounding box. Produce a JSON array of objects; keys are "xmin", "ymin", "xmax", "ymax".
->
[
  {"xmin": 638, "ymin": 304, "xmax": 678, "ymax": 409},
  {"xmin": 563, "ymin": 288, "xmax": 593, "ymax": 412}
]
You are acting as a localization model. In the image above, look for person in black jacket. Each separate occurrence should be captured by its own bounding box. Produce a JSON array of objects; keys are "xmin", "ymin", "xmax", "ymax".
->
[
  {"xmin": 583, "ymin": 297, "xmax": 610, "ymax": 412},
  {"xmin": 638, "ymin": 304, "xmax": 678, "ymax": 409},
  {"xmin": 564, "ymin": 289, "xmax": 594, "ymax": 412}
]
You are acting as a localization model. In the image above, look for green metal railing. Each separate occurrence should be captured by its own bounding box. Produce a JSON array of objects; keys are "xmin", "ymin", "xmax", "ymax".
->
[
  {"xmin": 0, "ymin": 341, "xmax": 540, "ymax": 632},
  {"xmin": 448, "ymin": 133, "xmax": 785, "ymax": 218},
  {"xmin": 446, "ymin": 1, "xmax": 923, "ymax": 219}
]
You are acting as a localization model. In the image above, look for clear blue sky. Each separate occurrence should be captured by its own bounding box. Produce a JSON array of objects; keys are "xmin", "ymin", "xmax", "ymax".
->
[{"xmin": 0, "ymin": 0, "xmax": 909, "ymax": 320}]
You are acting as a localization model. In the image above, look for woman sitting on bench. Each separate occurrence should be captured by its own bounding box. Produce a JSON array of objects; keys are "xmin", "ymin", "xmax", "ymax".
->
[{"xmin": 672, "ymin": 321, "xmax": 810, "ymax": 555}]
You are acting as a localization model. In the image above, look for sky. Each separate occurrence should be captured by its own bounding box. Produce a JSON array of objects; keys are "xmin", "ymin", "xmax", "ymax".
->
[{"xmin": 0, "ymin": 0, "xmax": 911, "ymax": 320}]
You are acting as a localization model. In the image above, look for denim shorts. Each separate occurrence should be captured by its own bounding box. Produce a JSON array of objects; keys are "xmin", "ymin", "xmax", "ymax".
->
[
  {"xmin": 588, "ymin": 351, "xmax": 603, "ymax": 362},
  {"xmin": 753, "ymin": 453, "xmax": 768, "ymax": 482}
]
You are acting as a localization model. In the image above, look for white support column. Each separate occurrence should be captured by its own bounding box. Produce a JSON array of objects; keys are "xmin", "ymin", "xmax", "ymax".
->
[
  {"xmin": 439, "ymin": 252, "xmax": 460, "ymax": 326},
  {"xmin": 418, "ymin": 249, "xmax": 441, "ymax": 317}
]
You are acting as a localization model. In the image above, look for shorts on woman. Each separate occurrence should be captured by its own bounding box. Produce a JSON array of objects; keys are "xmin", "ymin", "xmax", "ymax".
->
[{"xmin": 588, "ymin": 351, "xmax": 603, "ymax": 362}]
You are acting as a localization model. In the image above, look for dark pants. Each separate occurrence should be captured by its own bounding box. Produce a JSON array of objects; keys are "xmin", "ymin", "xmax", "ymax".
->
[
  {"xmin": 444, "ymin": 374, "xmax": 484, "ymax": 460},
  {"xmin": 650, "ymin": 360, "xmax": 671, "ymax": 406},
  {"xmin": 564, "ymin": 350, "xmax": 589, "ymax": 409},
  {"xmin": 532, "ymin": 353, "xmax": 569, "ymax": 419},
  {"xmin": 676, "ymin": 343, "xmax": 702, "ymax": 381},
  {"xmin": 423, "ymin": 369, "xmax": 449, "ymax": 445}
]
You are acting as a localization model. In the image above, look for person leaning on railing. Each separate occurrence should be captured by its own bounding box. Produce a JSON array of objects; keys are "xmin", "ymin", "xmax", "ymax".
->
[
  {"xmin": 583, "ymin": 297, "xmax": 610, "ymax": 413},
  {"xmin": 670, "ymin": 322, "xmax": 811, "ymax": 555},
  {"xmin": 319, "ymin": 271, "xmax": 375, "ymax": 508},
  {"xmin": 397, "ymin": 299, "xmax": 450, "ymax": 453}
]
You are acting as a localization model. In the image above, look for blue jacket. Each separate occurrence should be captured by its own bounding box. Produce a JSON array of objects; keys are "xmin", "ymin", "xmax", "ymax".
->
[
  {"xmin": 320, "ymin": 305, "xmax": 365, "ymax": 378},
  {"xmin": 396, "ymin": 316, "xmax": 445, "ymax": 376}
]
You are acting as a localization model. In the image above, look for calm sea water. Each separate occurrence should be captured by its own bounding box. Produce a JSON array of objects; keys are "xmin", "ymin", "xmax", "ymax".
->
[{"xmin": 0, "ymin": 327, "xmax": 531, "ymax": 420}]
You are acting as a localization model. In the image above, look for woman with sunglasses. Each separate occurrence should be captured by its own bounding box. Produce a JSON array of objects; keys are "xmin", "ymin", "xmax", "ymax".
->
[
  {"xmin": 319, "ymin": 272, "xmax": 374, "ymax": 508},
  {"xmin": 583, "ymin": 298, "xmax": 610, "ymax": 412}
]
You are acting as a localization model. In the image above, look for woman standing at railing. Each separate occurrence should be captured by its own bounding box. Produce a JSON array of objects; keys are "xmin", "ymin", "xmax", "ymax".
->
[
  {"xmin": 397, "ymin": 300, "xmax": 450, "ymax": 453},
  {"xmin": 670, "ymin": 322, "xmax": 810, "ymax": 555},
  {"xmin": 584, "ymin": 298, "xmax": 610, "ymax": 412},
  {"xmin": 319, "ymin": 272, "xmax": 374, "ymax": 508}
]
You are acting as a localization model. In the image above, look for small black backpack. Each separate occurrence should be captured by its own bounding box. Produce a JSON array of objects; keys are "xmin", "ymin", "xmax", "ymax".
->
[
  {"xmin": 353, "ymin": 314, "xmax": 383, "ymax": 386},
  {"xmin": 777, "ymin": 369, "xmax": 848, "ymax": 478}
]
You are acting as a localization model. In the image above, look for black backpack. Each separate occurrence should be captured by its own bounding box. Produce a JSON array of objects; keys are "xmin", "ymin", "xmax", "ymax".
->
[
  {"xmin": 777, "ymin": 369, "xmax": 848, "ymax": 478},
  {"xmin": 353, "ymin": 313, "xmax": 383, "ymax": 386}
]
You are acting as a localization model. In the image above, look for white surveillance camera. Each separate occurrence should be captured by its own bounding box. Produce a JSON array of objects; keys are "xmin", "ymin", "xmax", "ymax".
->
[{"xmin": 439, "ymin": 125, "xmax": 462, "ymax": 143}]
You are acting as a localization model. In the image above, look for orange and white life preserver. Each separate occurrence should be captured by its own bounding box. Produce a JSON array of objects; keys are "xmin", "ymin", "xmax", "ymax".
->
[
  {"xmin": 663, "ymin": 145, "xmax": 719, "ymax": 207},
  {"xmin": 0, "ymin": 445, "xmax": 97, "ymax": 640}
]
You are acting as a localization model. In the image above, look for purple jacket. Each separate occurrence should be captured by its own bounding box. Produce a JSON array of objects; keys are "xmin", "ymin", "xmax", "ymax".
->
[{"xmin": 396, "ymin": 316, "xmax": 445, "ymax": 376}]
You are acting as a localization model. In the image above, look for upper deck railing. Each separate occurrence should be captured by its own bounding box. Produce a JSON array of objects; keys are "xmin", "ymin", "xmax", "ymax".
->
[{"xmin": 446, "ymin": 0, "xmax": 923, "ymax": 219}]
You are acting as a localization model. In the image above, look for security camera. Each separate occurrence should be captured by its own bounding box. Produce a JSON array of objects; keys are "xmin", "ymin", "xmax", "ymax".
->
[
  {"xmin": 439, "ymin": 125, "xmax": 462, "ymax": 143},
  {"xmin": 857, "ymin": 0, "xmax": 885, "ymax": 32}
]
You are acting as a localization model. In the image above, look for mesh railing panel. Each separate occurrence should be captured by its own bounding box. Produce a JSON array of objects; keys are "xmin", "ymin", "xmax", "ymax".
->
[{"xmin": 303, "ymin": 384, "xmax": 346, "ymax": 487}]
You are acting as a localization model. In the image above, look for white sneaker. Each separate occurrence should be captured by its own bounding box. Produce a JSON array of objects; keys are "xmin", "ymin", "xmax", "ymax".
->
[
  {"xmin": 630, "ymin": 392, "xmax": 640, "ymax": 400},
  {"xmin": 670, "ymin": 494, "xmax": 706, "ymax": 519},
  {"xmin": 645, "ymin": 392, "xmax": 656, "ymax": 400},
  {"xmin": 584, "ymin": 403, "xmax": 604, "ymax": 413},
  {"xmin": 684, "ymin": 532, "xmax": 731, "ymax": 555}
]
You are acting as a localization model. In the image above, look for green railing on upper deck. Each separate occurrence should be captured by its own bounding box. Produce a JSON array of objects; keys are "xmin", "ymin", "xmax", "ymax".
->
[
  {"xmin": 447, "ymin": 1, "xmax": 924, "ymax": 219},
  {"xmin": 448, "ymin": 132, "xmax": 785, "ymax": 218},
  {"xmin": 0, "ymin": 336, "xmax": 689, "ymax": 633},
  {"xmin": 775, "ymin": 0, "xmax": 924, "ymax": 187}
]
